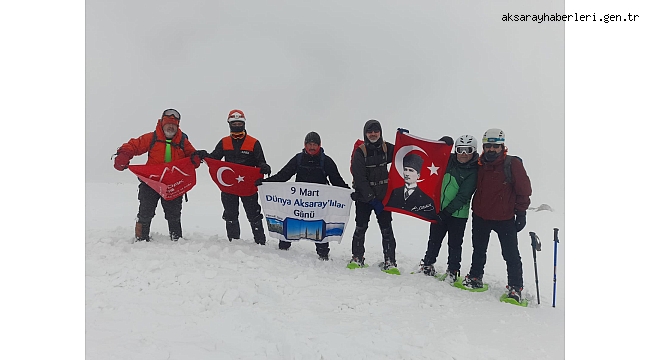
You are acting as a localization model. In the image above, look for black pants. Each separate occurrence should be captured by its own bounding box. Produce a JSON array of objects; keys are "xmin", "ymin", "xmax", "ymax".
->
[
  {"xmin": 137, "ymin": 182, "xmax": 183, "ymax": 239},
  {"xmin": 221, "ymin": 192, "xmax": 266, "ymax": 244},
  {"xmin": 352, "ymin": 201, "xmax": 396, "ymax": 262},
  {"xmin": 423, "ymin": 216, "xmax": 468, "ymax": 272},
  {"xmin": 279, "ymin": 239, "xmax": 330, "ymax": 257},
  {"xmin": 468, "ymin": 214, "xmax": 523, "ymax": 288}
]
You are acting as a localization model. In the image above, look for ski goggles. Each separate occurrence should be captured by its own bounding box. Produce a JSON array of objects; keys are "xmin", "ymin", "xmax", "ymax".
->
[
  {"xmin": 456, "ymin": 146, "xmax": 475, "ymax": 154},
  {"xmin": 483, "ymin": 143, "xmax": 502, "ymax": 149},
  {"xmin": 162, "ymin": 109, "xmax": 181, "ymax": 120}
]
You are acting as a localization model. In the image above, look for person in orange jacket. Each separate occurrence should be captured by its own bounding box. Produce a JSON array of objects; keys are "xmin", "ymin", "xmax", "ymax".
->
[
  {"xmin": 113, "ymin": 109, "xmax": 199, "ymax": 242},
  {"xmin": 194, "ymin": 109, "xmax": 271, "ymax": 245}
]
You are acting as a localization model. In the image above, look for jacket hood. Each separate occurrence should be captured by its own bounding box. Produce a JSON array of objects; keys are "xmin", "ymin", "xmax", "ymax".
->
[{"xmin": 363, "ymin": 119, "xmax": 384, "ymax": 148}]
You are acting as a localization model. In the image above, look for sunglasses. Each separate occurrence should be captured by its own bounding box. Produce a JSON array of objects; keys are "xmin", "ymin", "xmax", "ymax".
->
[
  {"xmin": 366, "ymin": 130, "xmax": 380, "ymax": 134},
  {"xmin": 456, "ymin": 146, "xmax": 475, "ymax": 154},
  {"xmin": 163, "ymin": 109, "xmax": 181, "ymax": 120},
  {"xmin": 483, "ymin": 143, "xmax": 502, "ymax": 149}
]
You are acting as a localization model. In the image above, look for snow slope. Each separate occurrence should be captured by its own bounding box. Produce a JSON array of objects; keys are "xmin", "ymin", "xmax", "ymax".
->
[{"xmin": 86, "ymin": 179, "xmax": 564, "ymax": 360}]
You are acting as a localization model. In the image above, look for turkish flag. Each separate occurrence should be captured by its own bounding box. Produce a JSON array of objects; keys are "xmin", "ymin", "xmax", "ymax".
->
[
  {"xmin": 383, "ymin": 132, "xmax": 452, "ymax": 222},
  {"xmin": 204, "ymin": 158, "xmax": 263, "ymax": 197},
  {"xmin": 128, "ymin": 157, "xmax": 197, "ymax": 200}
]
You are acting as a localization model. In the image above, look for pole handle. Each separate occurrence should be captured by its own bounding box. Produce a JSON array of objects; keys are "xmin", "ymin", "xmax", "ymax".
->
[
  {"xmin": 554, "ymin": 227, "xmax": 560, "ymax": 243},
  {"xmin": 529, "ymin": 231, "xmax": 541, "ymax": 251}
]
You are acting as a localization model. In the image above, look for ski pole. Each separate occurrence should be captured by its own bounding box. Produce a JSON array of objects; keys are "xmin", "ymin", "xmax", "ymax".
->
[
  {"xmin": 529, "ymin": 231, "xmax": 541, "ymax": 305},
  {"xmin": 553, "ymin": 228, "xmax": 560, "ymax": 308}
]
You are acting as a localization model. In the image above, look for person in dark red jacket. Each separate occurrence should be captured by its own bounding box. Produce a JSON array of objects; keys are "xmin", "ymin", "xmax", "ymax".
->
[
  {"xmin": 113, "ymin": 109, "xmax": 198, "ymax": 242},
  {"xmin": 462, "ymin": 128, "xmax": 532, "ymax": 304},
  {"xmin": 195, "ymin": 109, "xmax": 271, "ymax": 245}
]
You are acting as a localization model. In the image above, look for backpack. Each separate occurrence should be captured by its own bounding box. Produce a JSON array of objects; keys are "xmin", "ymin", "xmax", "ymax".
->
[
  {"xmin": 349, "ymin": 139, "xmax": 387, "ymax": 174},
  {"xmin": 149, "ymin": 131, "xmax": 188, "ymax": 152},
  {"xmin": 296, "ymin": 150, "xmax": 328, "ymax": 183},
  {"xmin": 504, "ymin": 155, "xmax": 523, "ymax": 184}
]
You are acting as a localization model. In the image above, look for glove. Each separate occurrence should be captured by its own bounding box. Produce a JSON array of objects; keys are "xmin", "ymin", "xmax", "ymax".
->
[
  {"xmin": 194, "ymin": 150, "xmax": 209, "ymax": 160},
  {"xmin": 259, "ymin": 163, "xmax": 271, "ymax": 175},
  {"xmin": 113, "ymin": 152, "xmax": 131, "ymax": 171},
  {"xmin": 514, "ymin": 211, "xmax": 527, "ymax": 232},
  {"xmin": 190, "ymin": 153, "xmax": 202, "ymax": 168},
  {"xmin": 254, "ymin": 178, "xmax": 263, "ymax": 187},
  {"xmin": 397, "ymin": 128, "xmax": 409, "ymax": 134},
  {"xmin": 438, "ymin": 136, "xmax": 454, "ymax": 146},
  {"xmin": 350, "ymin": 192, "xmax": 359, "ymax": 201},
  {"xmin": 369, "ymin": 198, "xmax": 384, "ymax": 214},
  {"xmin": 437, "ymin": 209, "xmax": 452, "ymax": 223}
]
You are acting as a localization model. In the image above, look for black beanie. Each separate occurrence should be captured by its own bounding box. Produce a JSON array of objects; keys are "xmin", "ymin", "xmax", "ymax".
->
[
  {"xmin": 304, "ymin": 131, "xmax": 321, "ymax": 146},
  {"xmin": 403, "ymin": 153, "xmax": 424, "ymax": 173}
]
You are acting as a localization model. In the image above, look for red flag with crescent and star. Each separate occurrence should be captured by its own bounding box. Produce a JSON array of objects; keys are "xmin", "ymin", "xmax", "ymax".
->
[
  {"xmin": 382, "ymin": 132, "xmax": 452, "ymax": 222},
  {"xmin": 128, "ymin": 157, "xmax": 197, "ymax": 200},
  {"xmin": 204, "ymin": 158, "xmax": 264, "ymax": 197}
]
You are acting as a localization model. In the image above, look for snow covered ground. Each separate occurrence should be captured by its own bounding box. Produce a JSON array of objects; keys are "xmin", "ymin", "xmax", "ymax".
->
[{"xmin": 86, "ymin": 175, "xmax": 564, "ymax": 360}]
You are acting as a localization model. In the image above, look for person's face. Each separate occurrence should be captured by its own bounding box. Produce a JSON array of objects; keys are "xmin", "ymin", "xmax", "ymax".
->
[
  {"xmin": 403, "ymin": 166, "xmax": 419, "ymax": 185},
  {"xmin": 305, "ymin": 142, "xmax": 320, "ymax": 155},
  {"xmin": 366, "ymin": 129, "xmax": 381, "ymax": 143},
  {"xmin": 483, "ymin": 143, "xmax": 503, "ymax": 154},
  {"xmin": 455, "ymin": 147, "xmax": 474, "ymax": 163},
  {"xmin": 163, "ymin": 123, "xmax": 178, "ymax": 139}
]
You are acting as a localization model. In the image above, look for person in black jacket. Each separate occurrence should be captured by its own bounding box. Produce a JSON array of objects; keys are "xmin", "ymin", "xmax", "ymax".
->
[
  {"xmin": 262, "ymin": 131, "xmax": 350, "ymax": 260},
  {"xmin": 195, "ymin": 109, "xmax": 271, "ymax": 245},
  {"xmin": 349, "ymin": 120, "xmax": 398, "ymax": 272}
]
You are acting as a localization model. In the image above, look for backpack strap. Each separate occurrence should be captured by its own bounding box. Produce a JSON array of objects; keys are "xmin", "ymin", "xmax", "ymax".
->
[
  {"xmin": 504, "ymin": 155, "xmax": 522, "ymax": 184},
  {"xmin": 296, "ymin": 151, "xmax": 328, "ymax": 181},
  {"xmin": 150, "ymin": 131, "xmax": 187, "ymax": 151}
]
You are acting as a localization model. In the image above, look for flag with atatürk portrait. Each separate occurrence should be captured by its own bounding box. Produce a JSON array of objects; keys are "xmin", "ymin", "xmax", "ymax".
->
[
  {"xmin": 383, "ymin": 132, "xmax": 452, "ymax": 222},
  {"xmin": 204, "ymin": 158, "xmax": 263, "ymax": 197},
  {"xmin": 128, "ymin": 157, "xmax": 197, "ymax": 200}
]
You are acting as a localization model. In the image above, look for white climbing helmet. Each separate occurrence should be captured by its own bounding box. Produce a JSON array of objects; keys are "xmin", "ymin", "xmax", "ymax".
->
[
  {"xmin": 454, "ymin": 135, "xmax": 477, "ymax": 153},
  {"xmin": 482, "ymin": 128, "xmax": 506, "ymax": 144}
]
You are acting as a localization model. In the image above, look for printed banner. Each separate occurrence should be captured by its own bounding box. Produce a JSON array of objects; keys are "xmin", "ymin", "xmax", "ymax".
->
[
  {"xmin": 258, "ymin": 182, "xmax": 354, "ymax": 243},
  {"xmin": 383, "ymin": 132, "xmax": 452, "ymax": 222},
  {"xmin": 204, "ymin": 158, "xmax": 263, "ymax": 197},
  {"xmin": 128, "ymin": 157, "xmax": 197, "ymax": 201}
]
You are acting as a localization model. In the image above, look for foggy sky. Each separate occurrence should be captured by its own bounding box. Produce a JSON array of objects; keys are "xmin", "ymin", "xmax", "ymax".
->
[{"xmin": 86, "ymin": 0, "xmax": 564, "ymax": 209}]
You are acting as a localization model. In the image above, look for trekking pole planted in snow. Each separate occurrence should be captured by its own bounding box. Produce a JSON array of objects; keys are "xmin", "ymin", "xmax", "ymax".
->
[
  {"xmin": 553, "ymin": 228, "xmax": 560, "ymax": 308},
  {"xmin": 529, "ymin": 232, "xmax": 542, "ymax": 305}
]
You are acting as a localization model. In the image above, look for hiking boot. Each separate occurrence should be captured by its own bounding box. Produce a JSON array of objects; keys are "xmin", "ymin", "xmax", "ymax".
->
[
  {"xmin": 382, "ymin": 259, "xmax": 398, "ymax": 271},
  {"xmin": 445, "ymin": 269, "xmax": 460, "ymax": 283},
  {"xmin": 318, "ymin": 254, "xmax": 329, "ymax": 261},
  {"xmin": 462, "ymin": 275, "xmax": 484, "ymax": 289},
  {"xmin": 417, "ymin": 259, "xmax": 435, "ymax": 276},
  {"xmin": 348, "ymin": 256, "xmax": 365, "ymax": 268},
  {"xmin": 255, "ymin": 239, "xmax": 266, "ymax": 245},
  {"xmin": 506, "ymin": 285, "xmax": 523, "ymax": 303}
]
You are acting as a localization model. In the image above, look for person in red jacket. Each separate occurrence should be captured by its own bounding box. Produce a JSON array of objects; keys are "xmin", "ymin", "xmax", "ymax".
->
[
  {"xmin": 462, "ymin": 128, "xmax": 532, "ymax": 304},
  {"xmin": 113, "ymin": 109, "xmax": 198, "ymax": 242}
]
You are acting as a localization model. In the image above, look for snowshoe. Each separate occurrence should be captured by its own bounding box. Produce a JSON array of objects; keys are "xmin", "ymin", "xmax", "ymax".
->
[
  {"xmin": 500, "ymin": 286, "xmax": 528, "ymax": 307},
  {"xmin": 347, "ymin": 256, "xmax": 368, "ymax": 269},
  {"xmin": 454, "ymin": 275, "xmax": 489, "ymax": 292}
]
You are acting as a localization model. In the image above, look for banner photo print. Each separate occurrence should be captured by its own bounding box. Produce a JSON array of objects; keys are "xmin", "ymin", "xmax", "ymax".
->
[
  {"xmin": 128, "ymin": 157, "xmax": 197, "ymax": 200},
  {"xmin": 383, "ymin": 132, "xmax": 452, "ymax": 222},
  {"xmin": 204, "ymin": 158, "xmax": 263, "ymax": 197},
  {"xmin": 258, "ymin": 182, "xmax": 354, "ymax": 244}
]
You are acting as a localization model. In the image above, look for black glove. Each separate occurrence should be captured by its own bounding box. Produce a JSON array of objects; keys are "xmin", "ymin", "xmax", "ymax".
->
[
  {"xmin": 259, "ymin": 163, "xmax": 271, "ymax": 175},
  {"xmin": 369, "ymin": 198, "xmax": 384, "ymax": 214},
  {"xmin": 514, "ymin": 211, "xmax": 527, "ymax": 232},
  {"xmin": 350, "ymin": 192, "xmax": 359, "ymax": 201},
  {"xmin": 397, "ymin": 128, "xmax": 409, "ymax": 134},
  {"xmin": 194, "ymin": 150, "xmax": 209, "ymax": 160},
  {"xmin": 254, "ymin": 178, "xmax": 263, "ymax": 187},
  {"xmin": 437, "ymin": 209, "xmax": 452, "ymax": 223},
  {"xmin": 438, "ymin": 136, "xmax": 454, "ymax": 146}
]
